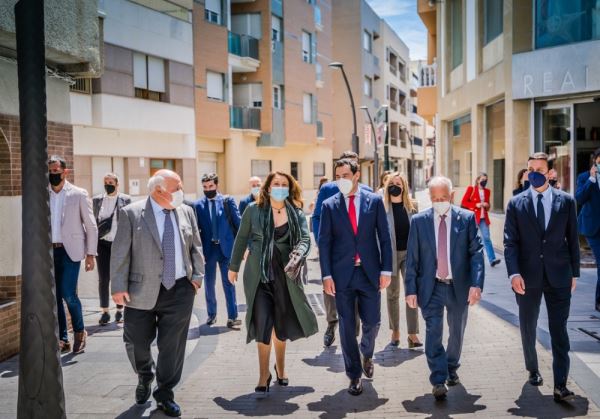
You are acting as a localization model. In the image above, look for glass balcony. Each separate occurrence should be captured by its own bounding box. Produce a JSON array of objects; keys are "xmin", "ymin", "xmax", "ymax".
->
[
  {"xmin": 230, "ymin": 107, "xmax": 261, "ymax": 130},
  {"xmin": 228, "ymin": 32, "xmax": 259, "ymax": 60}
]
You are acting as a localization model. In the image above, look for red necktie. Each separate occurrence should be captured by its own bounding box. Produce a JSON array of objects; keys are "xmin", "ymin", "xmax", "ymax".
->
[{"xmin": 348, "ymin": 195, "xmax": 360, "ymax": 263}]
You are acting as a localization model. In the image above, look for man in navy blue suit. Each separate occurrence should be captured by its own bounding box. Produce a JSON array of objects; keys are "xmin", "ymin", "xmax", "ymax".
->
[
  {"xmin": 239, "ymin": 176, "xmax": 262, "ymax": 216},
  {"xmin": 504, "ymin": 152, "xmax": 580, "ymax": 403},
  {"xmin": 576, "ymin": 148, "xmax": 600, "ymax": 311},
  {"xmin": 318, "ymin": 158, "xmax": 393, "ymax": 396},
  {"xmin": 194, "ymin": 173, "xmax": 241, "ymax": 328},
  {"xmin": 313, "ymin": 150, "xmax": 373, "ymax": 347},
  {"xmin": 405, "ymin": 176, "xmax": 484, "ymax": 401}
]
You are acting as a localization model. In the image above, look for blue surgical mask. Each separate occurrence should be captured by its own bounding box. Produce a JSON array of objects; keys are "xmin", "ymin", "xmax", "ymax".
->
[
  {"xmin": 596, "ymin": 163, "xmax": 600, "ymax": 172},
  {"xmin": 270, "ymin": 187, "xmax": 289, "ymax": 202},
  {"xmin": 528, "ymin": 171, "xmax": 547, "ymax": 189},
  {"xmin": 251, "ymin": 186, "xmax": 261, "ymax": 197}
]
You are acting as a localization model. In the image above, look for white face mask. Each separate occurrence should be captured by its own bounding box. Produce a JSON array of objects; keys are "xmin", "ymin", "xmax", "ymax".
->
[
  {"xmin": 251, "ymin": 186, "xmax": 261, "ymax": 197},
  {"xmin": 169, "ymin": 189, "xmax": 184, "ymax": 208},
  {"xmin": 432, "ymin": 201, "xmax": 451, "ymax": 215},
  {"xmin": 336, "ymin": 178, "xmax": 354, "ymax": 196}
]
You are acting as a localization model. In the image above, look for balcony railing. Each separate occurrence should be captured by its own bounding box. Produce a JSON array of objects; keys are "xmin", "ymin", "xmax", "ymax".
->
[
  {"xmin": 419, "ymin": 63, "xmax": 436, "ymax": 87},
  {"xmin": 228, "ymin": 32, "xmax": 259, "ymax": 60},
  {"xmin": 230, "ymin": 107, "xmax": 261, "ymax": 130}
]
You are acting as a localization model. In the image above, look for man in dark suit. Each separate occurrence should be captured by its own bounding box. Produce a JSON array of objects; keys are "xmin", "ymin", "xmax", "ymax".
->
[
  {"xmin": 313, "ymin": 150, "xmax": 373, "ymax": 347},
  {"xmin": 405, "ymin": 176, "xmax": 484, "ymax": 401},
  {"xmin": 504, "ymin": 152, "xmax": 580, "ymax": 403},
  {"xmin": 239, "ymin": 176, "xmax": 262, "ymax": 215},
  {"xmin": 194, "ymin": 173, "xmax": 241, "ymax": 328},
  {"xmin": 575, "ymin": 148, "xmax": 600, "ymax": 311},
  {"xmin": 318, "ymin": 158, "xmax": 393, "ymax": 396}
]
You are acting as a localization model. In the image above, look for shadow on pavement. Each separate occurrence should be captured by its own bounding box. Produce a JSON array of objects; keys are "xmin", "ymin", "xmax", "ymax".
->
[
  {"xmin": 302, "ymin": 347, "xmax": 346, "ymax": 374},
  {"xmin": 187, "ymin": 324, "xmax": 235, "ymax": 340},
  {"xmin": 507, "ymin": 384, "xmax": 589, "ymax": 418},
  {"xmin": 374, "ymin": 345, "xmax": 424, "ymax": 368},
  {"xmin": 86, "ymin": 322, "xmax": 122, "ymax": 336},
  {"xmin": 402, "ymin": 384, "xmax": 486, "ymax": 419},
  {"xmin": 115, "ymin": 402, "xmax": 176, "ymax": 419},
  {"xmin": 306, "ymin": 380, "xmax": 389, "ymax": 419},
  {"xmin": 213, "ymin": 385, "xmax": 315, "ymax": 416}
]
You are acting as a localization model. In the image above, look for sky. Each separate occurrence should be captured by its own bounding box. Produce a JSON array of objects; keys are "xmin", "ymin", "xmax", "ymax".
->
[{"xmin": 365, "ymin": 0, "xmax": 428, "ymax": 61}]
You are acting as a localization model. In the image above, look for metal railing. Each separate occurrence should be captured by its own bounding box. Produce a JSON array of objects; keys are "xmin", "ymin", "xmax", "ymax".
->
[
  {"xmin": 230, "ymin": 106, "xmax": 261, "ymax": 130},
  {"xmin": 228, "ymin": 32, "xmax": 259, "ymax": 60},
  {"xmin": 70, "ymin": 78, "xmax": 91, "ymax": 94},
  {"xmin": 419, "ymin": 63, "xmax": 436, "ymax": 87}
]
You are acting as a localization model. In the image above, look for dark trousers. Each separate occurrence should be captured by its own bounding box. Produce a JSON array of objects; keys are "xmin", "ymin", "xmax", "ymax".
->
[
  {"xmin": 123, "ymin": 279, "xmax": 195, "ymax": 402},
  {"xmin": 335, "ymin": 267, "xmax": 381, "ymax": 380},
  {"xmin": 586, "ymin": 235, "xmax": 600, "ymax": 304},
  {"xmin": 204, "ymin": 242, "xmax": 237, "ymax": 319},
  {"xmin": 97, "ymin": 239, "xmax": 123, "ymax": 310},
  {"xmin": 516, "ymin": 275, "xmax": 571, "ymax": 387},
  {"xmin": 53, "ymin": 247, "xmax": 83, "ymax": 342},
  {"xmin": 421, "ymin": 281, "xmax": 468, "ymax": 385}
]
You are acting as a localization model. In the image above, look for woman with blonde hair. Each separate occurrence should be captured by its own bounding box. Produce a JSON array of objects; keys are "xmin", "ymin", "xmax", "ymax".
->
[
  {"xmin": 228, "ymin": 171, "xmax": 318, "ymax": 396},
  {"xmin": 383, "ymin": 172, "xmax": 422, "ymax": 348}
]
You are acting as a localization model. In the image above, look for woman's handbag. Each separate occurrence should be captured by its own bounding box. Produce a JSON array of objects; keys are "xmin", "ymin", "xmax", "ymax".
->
[
  {"xmin": 97, "ymin": 201, "xmax": 118, "ymax": 239},
  {"xmin": 284, "ymin": 248, "xmax": 308, "ymax": 285}
]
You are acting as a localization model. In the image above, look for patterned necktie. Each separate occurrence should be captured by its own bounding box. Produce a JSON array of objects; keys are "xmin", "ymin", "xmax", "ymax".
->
[
  {"xmin": 162, "ymin": 209, "xmax": 176, "ymax": 290},
  {"xmin": 348, "ymin": 195, "xmax": 360, "ymax": 263},
  {"xmin": 536, "ymin": 194, "xmax": 545, "ymax": 232},
  {"xmin": 436, "ymin": 214, "xmax": 449, "ymax": 279},
  {"xmin": 210, "ymin": 199, "xmax": 219, "ymax": 242}
]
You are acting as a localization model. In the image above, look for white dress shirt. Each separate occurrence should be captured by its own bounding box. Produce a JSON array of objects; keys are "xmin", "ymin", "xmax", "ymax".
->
[
  {"xmin": 150, "ymin": 198, "xmax": 186, "ymax": 279},
  {"xmin": 433, "ymin": 209, "xmax": 453, "ymax": 279},
  {"xmin": 98, "ymin": 195, "xmax": 118, "ymax": 242},
  {"xmin": 50, "ymin": 187, "xmax": 66, "ymax": 243},
  {"xmin": 530, "ymin": 185, "xmax": 552, "ymax": 229}
]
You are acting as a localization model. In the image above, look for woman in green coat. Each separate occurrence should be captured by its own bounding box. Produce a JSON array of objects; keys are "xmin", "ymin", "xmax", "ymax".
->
[{"xmin": 228, "ymin": 171, "xmax": 318, "ymax": 396}]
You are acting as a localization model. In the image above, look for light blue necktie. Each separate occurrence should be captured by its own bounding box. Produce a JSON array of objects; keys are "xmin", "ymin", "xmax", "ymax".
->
[{"xmin": 162, "ymin": 209, "xmax": 176, "ymax": 289}]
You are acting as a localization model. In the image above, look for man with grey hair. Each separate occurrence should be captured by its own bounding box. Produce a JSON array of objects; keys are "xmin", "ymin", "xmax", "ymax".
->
[
  {"xmin": 239, "ymin": 176, "xmax": 262, "ymax": 215},
  {"xmin": 111, "ymin": 169, "xmax": 204, "ymax": 417},
  {"xmin": 405, "ymin": 175, "xmax": 484, "ymax": 400}
]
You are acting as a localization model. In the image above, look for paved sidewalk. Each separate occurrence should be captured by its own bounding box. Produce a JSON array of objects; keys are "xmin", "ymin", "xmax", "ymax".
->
[{"xmin": 0, "ymin": 256, "xmax": 599, "ymax": 418}]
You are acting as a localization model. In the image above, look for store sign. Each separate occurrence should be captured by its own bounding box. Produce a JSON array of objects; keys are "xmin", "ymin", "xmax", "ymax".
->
[{"xmin": 512, "ymin": 41, "xmax": 600, "ymax": 99}]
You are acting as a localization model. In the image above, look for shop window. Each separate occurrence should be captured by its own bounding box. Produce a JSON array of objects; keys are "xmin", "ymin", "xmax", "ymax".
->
[
  {"xmin": 486, "ymin": 101, "xmax": 506, "ymax": 212},
  {"xmin": 536, "ymin": 0, "xmax": 599, "ymax": 49}
]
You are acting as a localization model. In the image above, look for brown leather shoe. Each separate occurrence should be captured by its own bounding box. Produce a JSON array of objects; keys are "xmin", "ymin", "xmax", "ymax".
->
[
  {"xmin": 73, "ymin": 331, "xmax": 87, "ymax": 354},
  {"xmin": 59, "ymin": 340, "xmax": 71, "ymax": 353}
]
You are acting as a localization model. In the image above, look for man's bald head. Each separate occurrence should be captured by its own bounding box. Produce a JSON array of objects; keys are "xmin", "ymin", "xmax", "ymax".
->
[{"xmin": 148, "ymin": 169, "xmax": 183, "ymax": 209}]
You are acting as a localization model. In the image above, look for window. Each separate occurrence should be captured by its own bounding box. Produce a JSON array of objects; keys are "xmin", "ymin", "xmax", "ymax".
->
[
  {"xmin": 363, "ymin": 30, "xmax": 372, "ymax": 52},
  {"xmin": 313, "ymin": 162, "xmax": 325, "ymax": 188},
  {"xmin": 150, "ymin": 159, "xmax": 175, "ymax": 176},
  {"xmin": 207, "ymin": 71, "xmax": 225, "ymax": 101},
  {"xmin": 303, "ymin": 93, "xmax": 313, "ymax": 123},
  {"xmin": 484, "ymin": 0, "xmax": 503, "ymax": 45},
  {"xmin": 231, "ymin": 13, "xmax": 262, "ymax": 39},
  {"xmin": 388, "ymin": 51, "xmax": 397, "ymax": 75},
  {"xmin": 302, "ymin": 31, "xmax": 312, "ymax": 63},
  {"xmin": 390, "ymin": 122, "xmax": 399, "ymax": 147},
  {"xmin": 450, "ymin": 0, "xmax": 463, "ymax": 69},
  {"xmin": 272, "ymin": 16, "xmax": 282, "ymax": 42},
  {"xmin": 399, "ymin": 128, "xmax": 407, "ymax": 148},
  {"xmin": 399, "ymin": 91, "xmax": 407, "ymax": 115},
  {"xmin": 205, "ymin": 0, "xmax": 222, "ymax": 24},
  {"xmin": 486, "ymin": 101, "xmax": 505, "ymax": 211},
  {"xmin": 363, "ymin": 76, "xmax": 372, "ymax": 98},
  {"xmin": 535, "ymin": 0, "xmax": 598, "ymax": 49},
  {"xmin": 452, "ymin": 114, "xmax": 471, "ymax": 137},
  {"xmin": 133, "ymin": 53, "xmax": 165, "ymax": 101},
  {"xmin": 398, "ymin": 60, "xmax": 406, "ymax": 82},
  {"xmin": 251, "ymin": 159, "xmax": 271, "ymax": 179},
  {"xmin": 273, "ymin": 85, "xmax": 282, "ymax": 109},
  {"xmin": 290, "ymin": 162, "xmax": 300, "ymax": 181}
]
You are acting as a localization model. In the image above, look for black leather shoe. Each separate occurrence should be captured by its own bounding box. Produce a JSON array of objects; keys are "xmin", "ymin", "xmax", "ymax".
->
[
  {"xmin": 99, "ymin": 312, "xmax": 110, "ymax": 326},
  {"xmin": 432, "ymin": 384, "xmax": 448, "ymax": 401},
  {"xmin": 135, "ymin": 380, "xmax": 152, "ymax": 405},
  {"xmin": 115, "ymin": 310, "xmax": 123, "ymax": 323},
  {"xmin": 206, "ymin": 315, "xmax": 217, "ymax": 326},
  {"xmin": 156, "ymin": 399, "xmax": 181, "ymax": 417},
  {"xmin": 407, "ymin": 336, "xmax": 423, "ymax": 349},
  {"xmin": 447, "ymin": 372, "xmax": 460, "ymax": 386},
  {"xmin": 554, "ymin": 386, "xmax": 575, "ymax": 402},
  {"xmin": 324, "ymin": 323, "xmax": 336, "ymax": 347},
  {"xmin": 491, "ymin": 259, "xmax": 502, "ymax": 267},
  {"xmin": 255, "ymin": 374, "xmax": 272, "ymax": 397},
  {"xmin": 274, "ymin": 364, "xmax": 289, "ymax": 386},
  {"xmin": 362, "ymin": 356, "xmax": 374, "ymax": 379},
  {"xmin": 348, "ymin": 378, "xmax": 363, "ymax": 396},
  {"xmin": 529, "ymin": 371, "xmax": 543, "ymax": 386},
  {"xmin": 227, "ymin": 318, "xmax": 241, "ymax": 328}
]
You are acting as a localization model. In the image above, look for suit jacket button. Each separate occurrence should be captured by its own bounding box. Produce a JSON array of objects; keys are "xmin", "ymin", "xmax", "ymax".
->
[
  {"xmin": 540, "ymin": 255, "xmax": 544, "ymax": 259},
  {"xmin": 543, "ymin": 240, "xmax": 547, "ymax": 244}
]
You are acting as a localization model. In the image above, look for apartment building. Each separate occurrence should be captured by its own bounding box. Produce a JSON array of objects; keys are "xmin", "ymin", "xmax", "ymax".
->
[
  {"xmin": 72, "ymin": 0, "xmax": 197, "ymax": 199},
  {"xmin": 419, "ymin": 0, "xmax": 600, "ymax": 244},
  {"xmin": 0, "ymin": 0, "xmax": 101, "ymax": 360},
  {"xmin": 195, "ymin": 0, "xmax": 334, "ymax": 199}
]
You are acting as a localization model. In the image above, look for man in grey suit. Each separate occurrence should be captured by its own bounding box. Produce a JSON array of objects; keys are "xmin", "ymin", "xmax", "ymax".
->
[
  {"xmin": 405, "ymin": 176, "xmax": 484, "ymax": 401},
  {"xmin": 111, "ymin": 169, "xmax": 204, "ymax": 417}
]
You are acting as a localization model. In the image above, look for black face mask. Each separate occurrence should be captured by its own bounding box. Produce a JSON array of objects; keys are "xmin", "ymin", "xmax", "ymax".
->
[
  {"xmin": 104, "ymin": 184, "xmax": 116, "ymax": 194},
  {"xmin": 388, "ymin": 185, "xmax": 402, "ymax": 197},
  {"xmin": 204, "ymin": 189, "xmax": 217, "ymax": 199},
  {"xmin": 49, "ymin": 172, "xmax": 63, "ymax": 187},
  {"xmin": 549, "ymin": 179, "xmax": 558, "ymax": 188},
  {"xmin": 479, "ymin": 180, "xmax": 488, "ymax": 188}
]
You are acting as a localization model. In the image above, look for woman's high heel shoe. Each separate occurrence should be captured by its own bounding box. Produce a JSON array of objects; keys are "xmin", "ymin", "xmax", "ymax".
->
[
  {"xmin": 274, "ymin": 364, "xmax": 289, "ymax": 386},
  {"xmin": 255, "ymin": 374, "xmax": 272, "ymax": 396},
  {"xmin": 407, "ymin": 336, "xmax": 423, "ymax": 349}
]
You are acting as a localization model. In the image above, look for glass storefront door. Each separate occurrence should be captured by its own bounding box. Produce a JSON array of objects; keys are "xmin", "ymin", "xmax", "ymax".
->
[{"xmin": 539, "ymin": 105, "xmax": 573, "ymax": 193}]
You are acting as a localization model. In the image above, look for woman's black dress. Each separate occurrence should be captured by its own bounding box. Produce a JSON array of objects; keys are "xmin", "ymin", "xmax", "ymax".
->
[{"xmin": 252, "ymin": 223, "xmax": 305, "ymax": 344}]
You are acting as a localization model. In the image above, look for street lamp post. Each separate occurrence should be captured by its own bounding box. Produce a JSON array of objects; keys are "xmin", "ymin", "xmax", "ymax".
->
[
  {"xmin": 360, "ymin": 106, "xmax": 379, "ymax": 190},
  {"xmin": 329, "ymin": 62, "xmax": 359, "ymax": 155}
]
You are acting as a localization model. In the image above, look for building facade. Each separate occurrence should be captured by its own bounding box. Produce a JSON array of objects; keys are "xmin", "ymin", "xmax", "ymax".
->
[
  {"xmin": 194, "ymin": 0, "xmax": 334, "ymax": 199},
  {"xmin": 72, "ymin": 0, "xmax": 197, "ymax": 199},
  {"xmin": 0, "ymin": 0, "xmax": 101, "ymax": 360}
]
